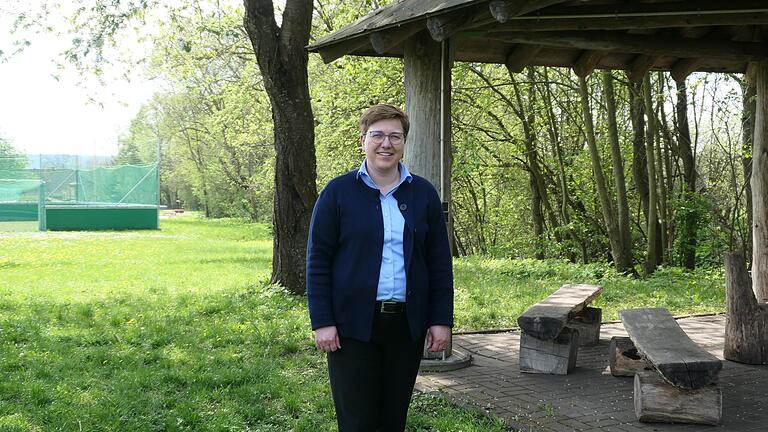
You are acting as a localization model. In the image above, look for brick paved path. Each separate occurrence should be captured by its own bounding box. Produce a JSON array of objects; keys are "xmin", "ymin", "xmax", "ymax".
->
[{"xmin": 416, "ymin": 315, "xmax": 767, "ymax": 431}]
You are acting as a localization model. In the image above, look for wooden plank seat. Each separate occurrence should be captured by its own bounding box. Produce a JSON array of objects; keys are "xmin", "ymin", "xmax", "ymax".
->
[
  {"xmin": 517, "ymin": 284, "xmax": 603, "ymax": 374},
  {"xmin": 618, "ymin": 308, "xmax": 723, "ymax": 425}
]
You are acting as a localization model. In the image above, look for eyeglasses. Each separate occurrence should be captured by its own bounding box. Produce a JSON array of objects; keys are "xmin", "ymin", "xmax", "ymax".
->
[{"xmin": 366, "ymin": 131, "xmax": 405, "ymax": 145}]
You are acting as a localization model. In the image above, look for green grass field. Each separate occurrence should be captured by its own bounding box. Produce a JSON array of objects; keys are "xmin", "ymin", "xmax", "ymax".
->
[
  {"xmin": 453, "ymin": 257, "xmax": 725, "ymax": 331},
  {"xmin": 0, "ymin": 216, "xmax": 508, "ymax": 431}
]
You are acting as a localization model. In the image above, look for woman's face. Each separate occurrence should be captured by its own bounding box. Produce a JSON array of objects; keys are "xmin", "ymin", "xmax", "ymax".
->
[{"xmin": 360, "ymin": 118, "xmax": 406, "ymax": 175}]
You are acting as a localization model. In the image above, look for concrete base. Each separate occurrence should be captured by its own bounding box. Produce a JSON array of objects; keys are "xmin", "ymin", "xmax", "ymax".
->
[{"xmin": 419, "ymin": 349, "xmax": 472, "ymax": 372}]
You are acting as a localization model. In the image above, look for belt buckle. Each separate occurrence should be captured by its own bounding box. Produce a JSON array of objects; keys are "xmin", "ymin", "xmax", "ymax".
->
[{"xmin": 380, "ymin": 301, "xmax": 399, "ymax": 313}]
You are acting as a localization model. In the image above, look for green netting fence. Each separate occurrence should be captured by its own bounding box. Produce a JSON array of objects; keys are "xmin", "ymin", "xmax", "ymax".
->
[
  {"xmin": 0, "ymin": 155, "xmax": 159, "ymax": 230},
  {"xmin": 76, "ymin": 165, "xmax": 159, "ymax": 205}
]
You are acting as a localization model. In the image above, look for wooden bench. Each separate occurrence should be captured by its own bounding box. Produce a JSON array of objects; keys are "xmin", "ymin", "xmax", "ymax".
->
[
  {"xmin": 517, "ymin": 284, "xmax": 603, "ymax": 374},
  {"xmin": 616, "ymin": 308, "xmax": 723, "ymax": 425}
]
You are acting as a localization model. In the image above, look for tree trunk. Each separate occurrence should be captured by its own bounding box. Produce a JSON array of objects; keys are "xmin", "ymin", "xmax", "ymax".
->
[
  {"xmin": 602, "ymin": 70, "xmax": 634, "ymax": 273},
  {"xmin": 542, "ymin": 68, "xmax": 581, "ymax": 262},
  {"xmin": 243, "ymin": 0, "xmax": 317, "ymax": 295},
  {"xmin": 752, "ymin": 61, "xmax": 768, "ymax": 303},
  {"xmin": 643, "ymin": 75, "xmax": 660, "ymax": 275},
  {"xmin": 724, "ymin": 252, "xmax": 768, "ymax": 364},
  {"xmin": 629, "ymin": 80, "xmax": 650, "ymax": 223},
  {"xmin": 675, "ymin": 77, "xmax": 698, "ymax": 269},
  {"xmin": 742, "ymin": 79, "xmax": 756, "ymax": 265},
  {"xmin": 530, "ymin": 170, "xmax": 545, "ymax": 258},
  {"xmin": 508, "ymin": 68, "xmax": 557, "ymax": 257},
  {"xmin": 578, "ymin": 75, "xmax": 623, "ymax": 270},
  {"xmin": 654, "ymin": 104, "xmax": 668, "ymax": 263}
]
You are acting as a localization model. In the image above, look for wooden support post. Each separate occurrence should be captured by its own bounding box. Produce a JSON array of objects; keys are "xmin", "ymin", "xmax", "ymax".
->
[
  {"xmin": 724, "ymin": 252, "xmax": 768, "ymax": 364},
  {"xmin": 520, "ymin": 328, "xmax": 579, "ymax": 375},
  {"xmin": 753, "ymin": 60, "xmax": 768, "ymax": 303},
  {"xmin": 404, "ymin": 32, "xmax": 454, "ymax": 359},
  {"xmin": 568, "ymin": 306, "xmax": 601, "ymax": 346},
  {"xmin": 609, "ymin": 336, "xmax": 648, "ymax": 377},
  {"xmin": 404, "ymin": 31, "xmax": 452, "ymax": 201},
  {"xmin": 634, "ymin": 371, "xmax": 721, "ymax": 425}
]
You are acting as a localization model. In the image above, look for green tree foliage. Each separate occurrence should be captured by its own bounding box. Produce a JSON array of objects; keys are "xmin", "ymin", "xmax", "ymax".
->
[
  {"xmin": 26, "ymin": 0, "xmax": 751, "ymax": 272},
  {"xmin": 118, "ymin": 3, "xmax": 274, "ymax": 220},
  {"xmin": 0, "ymin": 137, "xmax": 27, "ymax": 170}
]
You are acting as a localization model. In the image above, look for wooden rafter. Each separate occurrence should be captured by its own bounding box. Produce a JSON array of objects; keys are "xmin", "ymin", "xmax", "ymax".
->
[
  {"xmin": 671, "ymin": 58, "xmax": 704, "ymax": 83},
  {"xmin": 485, "ymin": 30, "xmax": 768, "ymax": 62},
  {"xmin": 479, "ymin": 12, "xmax": 768, "ymax": 32},
  {"xmin": 370, "ymin": 22, "xmax": 424, "ymax": 54},
  {"xmin": 488, "ymin": 0, "xmax": 570, "ymax": 24},
  {"xmin": 505, "ymin": 44, "xmax": 543, "ymax": 74},
  {"xmin": 317, "ymin": 37, "xmax": 369, "ymax": 63},
  {"xmin": 629, "ymin": 54, "xmax": 661, "ymax": 83},
  {"xmin": 427, "ymin": 10, "xmax": 472, "ymax": 42},
  {"xmin": 573, "ymin": 50, "xmax": 607, "ymax": 78},
  {"xmin": 540, "ymin": 0, "xmax": 767, "ymax": 16}
]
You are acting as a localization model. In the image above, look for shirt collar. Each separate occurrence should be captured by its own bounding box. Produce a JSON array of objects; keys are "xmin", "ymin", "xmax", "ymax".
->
[{"xmin": 357, "ymin": 159, "xmax": 413, "ymax": 185}]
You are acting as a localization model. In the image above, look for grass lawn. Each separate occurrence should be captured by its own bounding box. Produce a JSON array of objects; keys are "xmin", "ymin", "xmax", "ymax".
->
[
  {"xmin": 0, "ymin": 216, "xmax": 507, "ymax": 431},
  {"xmin": 453, "ymin": 257, "xmax": 725, "ymax": 331}
]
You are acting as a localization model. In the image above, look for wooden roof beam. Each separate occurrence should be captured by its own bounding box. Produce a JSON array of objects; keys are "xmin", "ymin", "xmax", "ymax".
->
[
  {"xmin": 317, "ymin": 37, "xmax": 369, "ymax": 63},
  {"xmin": 629, "ymin": 54, "xmax": 661, "ymax": 83},
  {"xmin": 543, "ymin": 0, "xmax": 767, "ymax": 16},
  {"xmin": 489, "ymin": 0, "xmax": 569, "ymax": 23},
  {"xmin": 573, "ymin": 50, "xmax": 607, "ymax": 78},
  {"xmin": 505, "ymin": 44, "xmax": 543, "ymax": 74},
  {"xmin": 671, "ymin": 58, "xmax": 704, "ymax": 83},
  {"xmin": 488, "ymin": 31, "xmax": 768, "ymax": 62},
  {"xmin": 427, "ymin": 10, "xmax": 472, "ymax": 42},
  {"xmin": 485, "ymin": 11, "xmax": 768, "ymax": 32},
  {"xmin": 370, "ymin": 22, "xmax": 424, "ymax": 55}
]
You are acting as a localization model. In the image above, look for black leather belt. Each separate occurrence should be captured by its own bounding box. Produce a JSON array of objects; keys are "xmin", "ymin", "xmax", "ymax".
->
[{"xmin": 377, "ymin": 301, "xmax": 405, "ymax": 314}]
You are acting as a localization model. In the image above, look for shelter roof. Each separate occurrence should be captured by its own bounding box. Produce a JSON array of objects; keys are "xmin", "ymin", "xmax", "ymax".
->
[{"xmin": 308, "ymin": 0, "xmax": 768, "ymax": 79}]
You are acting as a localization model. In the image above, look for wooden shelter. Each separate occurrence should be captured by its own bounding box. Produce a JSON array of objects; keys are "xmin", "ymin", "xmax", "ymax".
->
[{"xmin": 307, "ymin": 0, "xmax": 768, "ymax": 364}]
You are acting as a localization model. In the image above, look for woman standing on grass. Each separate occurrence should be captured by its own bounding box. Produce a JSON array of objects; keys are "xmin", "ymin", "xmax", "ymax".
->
[{"xmin": 306, "ymin": 104, "xmax": 454, "ymax": 432}]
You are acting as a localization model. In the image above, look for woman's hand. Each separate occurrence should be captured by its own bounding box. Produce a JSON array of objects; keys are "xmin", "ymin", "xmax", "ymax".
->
[
  {"xmin": 314, "ymin": 326, "xmax": 341, "ymax": 352},
  {"xmin": 426, "ymin": 325, "xmax": 451, "ymax": 352}
]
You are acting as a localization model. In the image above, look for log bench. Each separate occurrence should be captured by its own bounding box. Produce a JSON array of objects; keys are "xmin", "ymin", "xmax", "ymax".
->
[
  {"xmin": 617, "ymin": 308, "xmax": 723, "ymax": 425},
  {"xmin": 517, "ymin": 284, "xmax": 602, "ymax": 374}
]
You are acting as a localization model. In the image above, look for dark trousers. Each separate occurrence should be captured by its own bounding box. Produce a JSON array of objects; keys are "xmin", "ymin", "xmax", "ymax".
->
[{"xmin": 327, "ymin": 310, "xmax": 424, "ymax": 432}]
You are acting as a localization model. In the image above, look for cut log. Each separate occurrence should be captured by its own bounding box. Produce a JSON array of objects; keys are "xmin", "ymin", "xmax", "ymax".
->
[
  {"xmin": 620, "ymin": 308, "xmax": 722, "ymax": 389},
  {"xmin": 567, "ymin": 306, "xmax": 601, "ymax": 346},
  {"xmin": 634, "ymin": 371, "xmax": 721, "ymax": 425},
  {"xmin": 519, "ymin": 327, "xmax": 578, "ymax": 375},
  {"xmin": 609, "ymin": 336, "xmax": 648, "ymax": 377},
  {"xmin": 518, "ymin": 284, "xmax": 602, "ymax": 340},
  {"xmin": 724, "ymin": 252, "xmax": 768, "ymax": 364}
]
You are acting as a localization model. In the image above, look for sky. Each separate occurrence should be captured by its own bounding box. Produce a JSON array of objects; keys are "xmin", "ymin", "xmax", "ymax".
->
[{"xmin": 0, "ymin": 2, "xmax": 159, "ymax": 157}]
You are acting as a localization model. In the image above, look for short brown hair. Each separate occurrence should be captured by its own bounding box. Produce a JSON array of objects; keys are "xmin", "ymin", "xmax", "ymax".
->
[{"xmin": 359, "ymin": 104, "xmax": 410, "ymax": 137}]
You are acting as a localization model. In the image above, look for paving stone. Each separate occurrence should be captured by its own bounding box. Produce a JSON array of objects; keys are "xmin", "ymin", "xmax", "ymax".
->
[{"xmin": 416, "ymin": 315, "xmax": 767, "ymax": 431}]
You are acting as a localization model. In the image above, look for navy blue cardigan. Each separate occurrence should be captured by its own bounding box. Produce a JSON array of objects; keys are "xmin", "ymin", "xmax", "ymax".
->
[{"xmin": 306, "ymin": 170, "xmax": 454, "ymax": 342}]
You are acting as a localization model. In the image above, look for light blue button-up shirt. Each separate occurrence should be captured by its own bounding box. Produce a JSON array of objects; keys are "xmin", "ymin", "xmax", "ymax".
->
[{"xmin": 357, "ymin": 159, "xmax": 413, "ymax": 302}]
